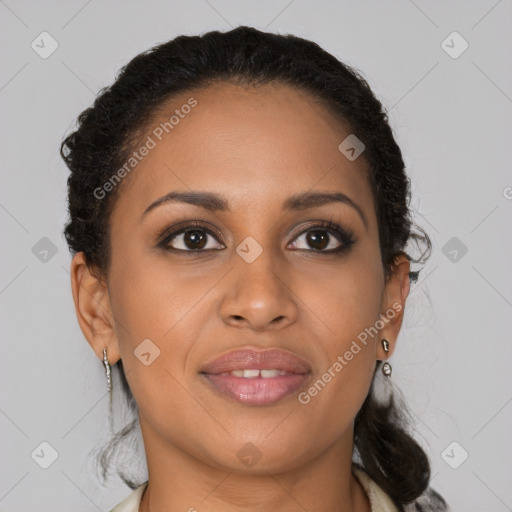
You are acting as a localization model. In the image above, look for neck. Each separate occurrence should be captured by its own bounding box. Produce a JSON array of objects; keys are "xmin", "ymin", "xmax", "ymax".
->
[{"xmin": 137, "ymin": 415, "xmax": 371, "ymax": 512}]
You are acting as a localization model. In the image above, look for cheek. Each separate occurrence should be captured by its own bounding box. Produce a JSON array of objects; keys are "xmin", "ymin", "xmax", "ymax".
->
[
  {"xmin": 295, "ymin": 248, "xmax": 384, "ymax": 345},
  {"xmin": 291, "ymin": 248, "xmax": 383, "ymax": 415},
  {"xmin": 110, "ymin": 249, "xmax": 219, "ymax": 343},
  {"xmin": 107, "ymin": 253, "xmax": 221, "ymax": 410}
]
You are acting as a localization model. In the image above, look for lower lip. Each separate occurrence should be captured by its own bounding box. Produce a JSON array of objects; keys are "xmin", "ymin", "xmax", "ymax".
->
[{"xmin": 202, "ymin": 373, "xmax": 310, "ymax": 406}]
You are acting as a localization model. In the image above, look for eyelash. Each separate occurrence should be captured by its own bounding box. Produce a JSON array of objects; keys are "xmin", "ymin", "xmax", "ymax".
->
[{"xmin": 157, "ymin": 219, "xmax": 356, "ymax": 255}]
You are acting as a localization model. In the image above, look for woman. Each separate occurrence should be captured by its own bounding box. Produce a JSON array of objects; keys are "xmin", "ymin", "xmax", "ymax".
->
[{"xmin": 61, "ymin": 26, "xmax": 448, "ymax": 512}]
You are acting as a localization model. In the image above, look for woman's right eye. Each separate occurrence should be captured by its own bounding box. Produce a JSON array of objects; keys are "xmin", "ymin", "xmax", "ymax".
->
[{"xmin": 160, "ymin": 225, "xmax": 225, "ymax": 252}]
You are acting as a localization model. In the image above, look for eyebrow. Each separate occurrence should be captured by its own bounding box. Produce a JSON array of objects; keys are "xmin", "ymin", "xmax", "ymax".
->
[{"xmin": 141, "ymin": 190, "xmax": 368, "ymax": 229}]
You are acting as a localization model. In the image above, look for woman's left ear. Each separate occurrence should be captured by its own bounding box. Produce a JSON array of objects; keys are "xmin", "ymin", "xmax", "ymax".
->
[{"xmin": 376, "ymin": 252, "xmax": 411, "ymax": 359}]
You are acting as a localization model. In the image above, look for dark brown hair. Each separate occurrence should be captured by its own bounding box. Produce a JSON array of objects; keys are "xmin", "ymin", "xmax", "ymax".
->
[{"xmin": 61, "ymin": 26, "xmax": 446, "ymax": 511}]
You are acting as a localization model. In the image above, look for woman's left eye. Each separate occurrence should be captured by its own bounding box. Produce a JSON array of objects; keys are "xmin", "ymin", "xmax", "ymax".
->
[{"xmin": 288, "ymin": 221, "xmax": 355, "ymax": 253}]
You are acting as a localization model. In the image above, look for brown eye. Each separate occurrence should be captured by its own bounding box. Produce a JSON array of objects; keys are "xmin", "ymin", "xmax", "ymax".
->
[
  {"xmin": 158, "ymin": 221, "xmax": 225, "ymax": 252},
  {"xmin": 163, "ymin": 228, "xmax": 224, "ymax": 251},
  {"xmin": 288, "ymin": 221, "xmax": 355, "ymax": 253},
  {"xmin": 181, "ymin": 229, "xmax": 208, "ymax": 250},
  {"xmin": 305, "ymin": 230, "xmax": 330, "ymax": 250}
]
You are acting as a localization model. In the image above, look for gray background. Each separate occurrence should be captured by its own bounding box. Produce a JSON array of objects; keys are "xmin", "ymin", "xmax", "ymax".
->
[{"xmin": 1, "ymin": 0, "xmax": 511, "ymax": 510}]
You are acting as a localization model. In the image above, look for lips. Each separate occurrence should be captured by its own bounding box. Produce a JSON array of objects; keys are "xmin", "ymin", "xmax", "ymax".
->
[
  {"xmin": 200, "ymin": 348, "xmax": 312, "ymax": 375},
  {"xmin": 199, "ymin": 348, "xmax": 312, "ymax": 406}
]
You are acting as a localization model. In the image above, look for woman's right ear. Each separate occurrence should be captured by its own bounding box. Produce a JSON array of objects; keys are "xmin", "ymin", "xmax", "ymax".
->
[{"xmin": 70, "ymin": 252, "xmax": 121, "ymax": 364}]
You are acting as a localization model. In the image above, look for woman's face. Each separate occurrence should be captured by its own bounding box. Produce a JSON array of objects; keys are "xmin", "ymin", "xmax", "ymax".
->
[{"xmin": 74, "ymin": 81, "xmax": 409, "ymax": 473}]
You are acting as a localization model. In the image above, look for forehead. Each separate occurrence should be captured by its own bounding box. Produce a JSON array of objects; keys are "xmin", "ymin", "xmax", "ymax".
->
[{"xmin": 110, "ymin": 81, "xmax": 374, "ymax": 223}]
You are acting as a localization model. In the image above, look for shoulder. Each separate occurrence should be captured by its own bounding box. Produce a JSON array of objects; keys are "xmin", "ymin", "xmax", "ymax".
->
[
  {"xmin": 353, "ymin": 466, "xmax": 449, "ymax": 512},
  {"xmin": 107, "ymin": 472, "xmax": 448, "ymax": 512},
  {"xmin": 108, "ymin": 482, "xmax": 148, "ymax": 512},
  {"xmin": 353, "ymin": 466, "xmax": 400, "ymax": 512}
]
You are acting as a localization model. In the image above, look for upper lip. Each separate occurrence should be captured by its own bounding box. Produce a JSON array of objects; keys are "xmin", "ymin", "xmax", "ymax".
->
[{"xmin": 200, "ymin": 348, "xmax": 312, "ymax": 375}]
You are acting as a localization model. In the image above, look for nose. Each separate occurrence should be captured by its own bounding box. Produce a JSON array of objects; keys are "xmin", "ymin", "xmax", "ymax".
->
[{"xmin": 219, "ymin": 247, "xmax": 299, "ymax": 331}]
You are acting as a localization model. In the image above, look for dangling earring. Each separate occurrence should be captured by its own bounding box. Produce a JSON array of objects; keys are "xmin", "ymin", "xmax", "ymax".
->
[
  {"xmin": 103, "ymin": 347, "xmax": 112, "ymax": 392},
  {"xmin": 382, "ymin": 361, "xmax": 392, "ymax": 377},
  {"xmin": 381, "ymin": 339, "xmax": 392, "ymax": 377}
]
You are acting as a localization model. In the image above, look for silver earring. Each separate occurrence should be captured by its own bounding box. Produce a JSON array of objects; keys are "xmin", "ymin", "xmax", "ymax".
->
[
  {"xmin": 103, "ymin": 348, "xmax": 111, "ymax": 392},
  {"xmin": 382, "ymin": 361, "xmax": 392, "ymax": 377},
  {"xmin": 381, "ymin": 339, "xmax": 391, "ymax": 377}
]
